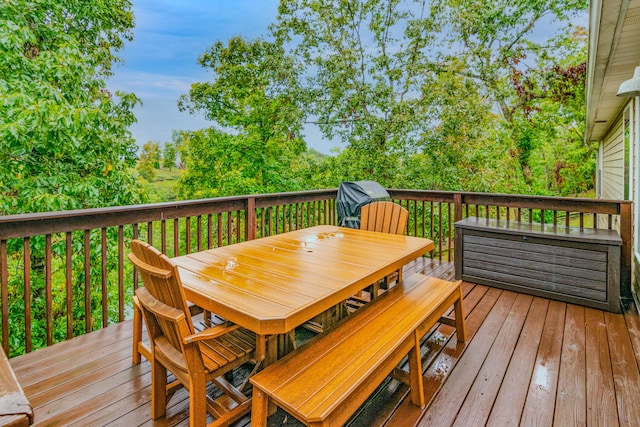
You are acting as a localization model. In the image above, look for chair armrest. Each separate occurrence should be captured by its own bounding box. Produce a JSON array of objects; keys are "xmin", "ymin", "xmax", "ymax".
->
[{"xmin": 183, "ymin": 323, "xmax": 241, "ymax": 344}]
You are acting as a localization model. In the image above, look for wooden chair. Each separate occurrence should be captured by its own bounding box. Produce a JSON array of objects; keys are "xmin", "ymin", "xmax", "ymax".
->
[
  {"xmin": 359, "ymin": 201, "xmax": 409, "ymax": 299},
  {"xmin": 129, "ymin": 239, "xmax": 256, "ymax": 427},
  {"xmin": 360, "ymin": 200, "xmax": 409, "ymax": 235}
]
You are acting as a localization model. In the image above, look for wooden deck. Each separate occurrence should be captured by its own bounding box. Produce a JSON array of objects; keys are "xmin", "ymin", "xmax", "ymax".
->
[{"xmin": 8, "ymin": 258, "xmax": 640, "ymax": 426}]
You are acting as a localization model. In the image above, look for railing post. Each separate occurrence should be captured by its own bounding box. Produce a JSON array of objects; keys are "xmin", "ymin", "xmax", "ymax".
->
[
  {"xmin": 619, "ymin": 201, "xmax": 632, "ymax": 300},
  {"xmin": 1, "ymin": 240, "xmax": 9, "ymax": 356},
  {"xmin": 454, "ymin": 193, "xmax": 463, "ymax": 222},
  {"xmin": 247, "ymin": 197, "xmax": 257, "ymax": 241}
]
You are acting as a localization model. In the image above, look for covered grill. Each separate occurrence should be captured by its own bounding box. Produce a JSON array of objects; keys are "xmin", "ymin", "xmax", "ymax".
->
[{"xmin": 336, "ymin": 180, "xmax": 390, "ymax": 229}]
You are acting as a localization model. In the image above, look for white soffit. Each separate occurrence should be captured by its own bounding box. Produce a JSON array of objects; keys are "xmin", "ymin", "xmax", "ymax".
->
[{"xmin": 586, "ymin": 0, "xmax": 640, "ymax": 142}]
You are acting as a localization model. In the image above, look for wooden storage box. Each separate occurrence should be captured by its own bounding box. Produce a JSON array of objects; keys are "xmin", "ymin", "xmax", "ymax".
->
[{"xmin": 455, "ymin": 217, "xmax": 622, "ymax": 312}]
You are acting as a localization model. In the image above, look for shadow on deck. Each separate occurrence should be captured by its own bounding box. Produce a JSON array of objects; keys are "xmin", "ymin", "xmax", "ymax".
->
[{"xmin": 9, "ymin": 258, "xmax": 640, "ymax": 426}]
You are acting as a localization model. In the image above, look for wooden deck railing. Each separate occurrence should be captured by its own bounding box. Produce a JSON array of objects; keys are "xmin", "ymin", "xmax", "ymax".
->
[{"xmin": 0, "ymin": 189, "xmax": 631, "ymax": 356}]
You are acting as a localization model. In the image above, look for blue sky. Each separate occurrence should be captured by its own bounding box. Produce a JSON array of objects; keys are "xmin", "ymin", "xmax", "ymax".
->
[{"xmin": 106, "ymin": 1, "xmax": 342, "ymax": 154}]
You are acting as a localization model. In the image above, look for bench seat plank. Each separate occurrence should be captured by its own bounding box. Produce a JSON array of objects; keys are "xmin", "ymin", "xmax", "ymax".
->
[{"xmin": 250, "ymin": 273, "xmax": 465, "ymax": 426}]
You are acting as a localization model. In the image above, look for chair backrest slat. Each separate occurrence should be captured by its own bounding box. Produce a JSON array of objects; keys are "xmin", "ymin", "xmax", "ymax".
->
[{"xmin": 360, "ymin": 201, "xmax": 408, "ymax": 235}]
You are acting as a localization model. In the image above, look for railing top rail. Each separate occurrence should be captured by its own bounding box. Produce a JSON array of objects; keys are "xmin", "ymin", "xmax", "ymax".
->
[
  {"xmin": 387, "ymin": 189, "xmax": 456, "ymax": 203},
  {"xmin": 253, "ymin": 189, "xmax": 337, "ymax": 208},
  {"xmin": 459, "ymin": 192, "xmax": 630, "ymax": 215},
  {"xmin": 0, "ymin": 188, "xmax": 629, "ymax": 240},
  {"xmin": 0, "ymin": 189, "xmax": 339, "ymax": 240},
  {"xmin": 387, "ymin": 189, "xmax": 630, "ymax": 210}
]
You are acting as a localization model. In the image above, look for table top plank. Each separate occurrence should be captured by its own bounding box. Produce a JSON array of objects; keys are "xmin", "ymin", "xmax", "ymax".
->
[
  {"xmin": 173, "ymin": 225, "xmax": 433, "ymax": 335},
  {"xmin": 207, "ymin": 241, "xmax": 375, "ymax": 277},
  {"xmin": 177, "ymin": 255, "xmax": 323, "ymax": 303},
  {"xmin": 185, "ymin": 250, "xmax": 355, "ymax": 293}
]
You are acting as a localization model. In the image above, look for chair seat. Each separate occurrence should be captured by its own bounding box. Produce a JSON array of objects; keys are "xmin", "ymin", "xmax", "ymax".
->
[{"xmin": 200, "ymin": 328, "xmax": 256, "ymax": 370}]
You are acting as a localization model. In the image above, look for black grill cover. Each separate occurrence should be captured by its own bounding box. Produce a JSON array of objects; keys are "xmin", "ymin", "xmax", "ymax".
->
[{"xmin": 337, "ymin": 181, "xmax": 390, "ymax": 229}]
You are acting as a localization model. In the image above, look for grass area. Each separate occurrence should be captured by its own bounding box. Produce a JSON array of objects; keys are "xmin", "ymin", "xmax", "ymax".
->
[{"xmin": 143, "ymin": 168, "xmax": 182, "ymax": 202}]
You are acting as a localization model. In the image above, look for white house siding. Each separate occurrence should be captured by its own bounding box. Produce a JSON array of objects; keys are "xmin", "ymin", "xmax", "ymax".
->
[{"xmin": 601, "ymin": 119, "xmax": 625, "ymax": 201}]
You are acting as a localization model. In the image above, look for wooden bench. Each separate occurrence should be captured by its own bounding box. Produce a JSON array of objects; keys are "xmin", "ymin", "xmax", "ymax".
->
[
  {"xmin": 249, "ymin": 273, "xmax": 466, "ymax": 427},
  {"xmin": 0, "ymin": 349, "xmax": 32, "ymax": 427}
]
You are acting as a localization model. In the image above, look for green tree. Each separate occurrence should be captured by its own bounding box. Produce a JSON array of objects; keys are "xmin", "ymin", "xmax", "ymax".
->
[
  {"xmin": 162, "ymin": 142, "xmax": 177, "ymax": 171},
  {"xmin": 177, "ymin": 36, "xmax": 307, "ymax": 197},
  {"xmin": 0, "ymin": 0, "xmax": 144, "ymax": 214},
  {"xmin": 273, "ymin": 0, "xmax": 438, "ymax": 185},
  {"xmin": 272, "ymin": 0, "xmax": 587, "ymax": 194},
  {"xmin": 0, "ymin": 0, "xmax": 144, "ymax": 355},
  {"xmin": 137, "ymin": 141, "xmax": 161, "ymax": 181},
  {"xmin": 434, "ymin": 0, "xmax": 588, "ymax": 189},
  {"xmin": 510, "ymin": 29, "xmax": 592, "ymax": 195}
]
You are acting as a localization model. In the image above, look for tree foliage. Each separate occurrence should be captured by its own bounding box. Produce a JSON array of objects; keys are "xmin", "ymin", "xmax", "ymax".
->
[
  {"xmin": 0, "ymin": 0, "xmax": 144, "ymax": 214},
  {"xmin": 137, "ymin": 141, "xmax": 161, "ymax": 181},
  {"xmin": 177, "ymin": 36, "xmax": 307, "ymax": 197},
  {"xmin": 432, "ymin": 0, "xmax": 588, "ymax": 190},
  {"xmin": 162, "ymin": 142, "xmax": 177, "ymax": 171},
  {"xmin": 176, "ymin": 0, "xmax": 589, "ymax": 197},
  {"xmin": 0, "ymin": 0, "xmax": 144, "ymax": 356},
  {"xmin": 266, "ymin": 0, "xmax": 587, "ymax": 193},
  {"xmin": 273, "ymin": 0, "xmax": 438, "ymax": 185}
]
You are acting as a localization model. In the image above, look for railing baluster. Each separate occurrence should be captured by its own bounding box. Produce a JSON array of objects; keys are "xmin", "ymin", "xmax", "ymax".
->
[
  {"xmin": 45, "ymin": 234, "xmax": 52, "ymax": 346},
  {"xmin": 118, "ymin": 225, "xmax": 124, "ymax": 322},
  {"xmin": 1, "ymin": 240, "xmax": 8, "ymax": 355},
  {"xmin": 101, "ymin": 228, "xmax": 108, "ymax": 328},
  {"xmin": 207, "ymin": 214, "xmax": 213, "ymax": 249},
  {"xmin": 161, "ymin": 219, "xmax": 167, "ymax": 253},
  {"xmin": 173, "ymin": 219, "xmax": 179, "ymax": 256},
  {"xmin": 66, "ymin": 232, "xmax": 73, "ymax": 339},
  {"xmin": 84, "ymin": 230, "xmax": 91, "ymax": 334},
  {"xmin": 197, "ymin": 215, "xmax": 202, "ymax": 251},
  {"xmin": 218, "ymin": 214, "xmax": 223, "ymax": 247},
  {"xmin": 412, "ymin": 200, "xmax": 417, "ymax": 236},
  {"xmin": 186, "ymin": 217, "xmax": 191, "ymax": 253},
  {"xmin": 447, "ymin": 203, "xmax": 452, "ymax": 262},
  {"xmin": 236, "ymin": 210, "xmax": 241, "ymax": 242},
  {"xmin": 259, "ymin": 208, "xmax": 265, "ymax": 238},
  {"xmin": 438, "ymin": 203, "xmax": 443, "ymax": 260},
  {"xmin": 429, "ymin": 201, "xmax": 435, "ymax": 259},
  {"xmin": 23, "ymin": 237, "xmax": 31, "ymax": 353},
  {"xmin": 147, "ymin": 221, "xmax": 153, "ymax": 246},
  {"xmin": 421, "ymin": 201, "xmax": 426, "ymax": 238},
  {"xmin": 133, "ymin": 224, "xmax": 139, "ymax": 291}
]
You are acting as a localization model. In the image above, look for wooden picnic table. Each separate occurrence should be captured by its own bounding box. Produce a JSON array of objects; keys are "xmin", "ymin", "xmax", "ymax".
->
[{"xmin": 172, "ymin": 225, "xmax": 433, "ymax": 361}]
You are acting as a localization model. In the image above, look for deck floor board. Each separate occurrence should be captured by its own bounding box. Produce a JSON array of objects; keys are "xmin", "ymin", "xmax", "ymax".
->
[{"xmin": 8, "ymin": 259, "xmax": 640, "ymax": 427}]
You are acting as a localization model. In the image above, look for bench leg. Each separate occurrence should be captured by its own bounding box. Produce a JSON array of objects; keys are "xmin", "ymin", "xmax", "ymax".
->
[
  {"xmin": 251, "ymin": 388, "xmax": 269, "ymax": 427},
  {"xmin": 408, "ymin": 331, "xmax": 425, "ymax": 407},
  {"xmin": 454, "ymin": 284, "xmax": 467, "ymax": 342}
]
